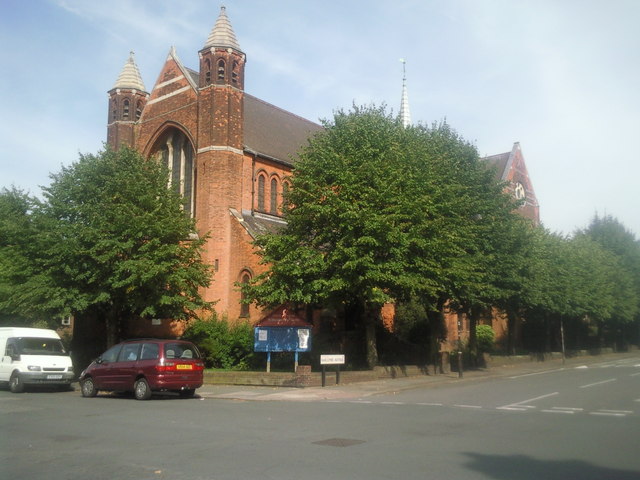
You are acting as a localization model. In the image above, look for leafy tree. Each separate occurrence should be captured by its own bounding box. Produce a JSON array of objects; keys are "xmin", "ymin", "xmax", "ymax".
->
[
  {"xmin": 580, "ymin": 215, "xmax": 640, "ymax": 347},
  {"xmin": 244, "ymin": 105, "xmax": 528, "ymax": 367},
  {"xmin": 0, "ymin": 147, "xmax": 213, "ymax": 346},
  {"xmin": 0, "ymin": 187, "xmax": 66, "ymax": 326}
]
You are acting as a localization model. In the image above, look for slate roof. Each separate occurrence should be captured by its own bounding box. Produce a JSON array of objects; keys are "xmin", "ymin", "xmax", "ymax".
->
[
  {"xmin": 483, "ymin": 151, "xmax": 510, "ymax": 182},
  {"xmin": 244, "ymin": 94, "xmax": 323, "ymax": 165}
]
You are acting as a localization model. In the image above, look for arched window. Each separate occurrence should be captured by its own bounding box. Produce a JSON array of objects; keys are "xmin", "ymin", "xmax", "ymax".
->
[
  {"xmin": 270, "ymin": 178, "xmax": 278, "ymax": 214},
  {"xmin": 111, "ymin": 99, "xmax": 117, "ymax": 122},
  {"xmin": 204, "ymin": 59, "xmax": 211, "ymax": 84},
  {"xmin": 217, "ymin": 59, "xmax": 226, "ymax": 81},
  {"xmin": 240, "ymin": 272, "xmax": 251, "ymax": 317},
  {"xmin": 257, "ymin": 174, "xmax": 265, "ymax": 211},
  {"xmin": 153, "ymin": 129, "xmax": 195, "ymax": 216},
  {"xmin": 232, "ymin": 61, "xmax": 239, "ymax": 85},
  {"xmin": 135, "ymin": 100, "xmax": 143, "ymax": 120},
  {"xmin": 123, "ymin": 99, "xmax": 130, "ymax": 120}
]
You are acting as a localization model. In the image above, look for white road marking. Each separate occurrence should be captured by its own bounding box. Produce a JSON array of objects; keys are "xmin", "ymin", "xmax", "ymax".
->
[
  {"xmin": 509, "ymin": 392, "xmax": 559, "ymax": 406},
  {"xmin": 416, "ymin": 402, "xmax": 443, "ymax": 406},
  {"xmin": 496, "ymin": 406, "xmax": 529, "ymax": 411},
  {"xmin": 381, "ymin": 401, "xmax": 404, "ymax": 405},
  {"xmin": 551, "ymin": 407, "xmax": 584, "ymax": 412},
  {"xmin": 579, "ymin": 378, "xmax": 616, "ymax": 388},
  {"xmin": 542, "ymin": 409, "xmax": 574, "ymax": 414},
  {"xmin": 509, "ymin": 369, "xmax": 564, "ymax": 379},
  {"xmin": 454, "ymin": 404, "xmax": 482, "ymax": 409},
  {"xmin": 590, "ymin": 411, "xmax": 627, "ymax": 417}
]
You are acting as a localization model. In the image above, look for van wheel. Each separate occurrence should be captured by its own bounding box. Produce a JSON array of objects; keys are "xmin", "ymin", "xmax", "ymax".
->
[
  {"xmin": 80, "ymin": 378, "xmax": 97, "ymax": 397},
  {"xmin": 134, "ymin": 378, "xmax": 152, "ymax": 400},
  {"xmin": 9, "ymin": 373, "xmax": 24, "ymax": 393}
]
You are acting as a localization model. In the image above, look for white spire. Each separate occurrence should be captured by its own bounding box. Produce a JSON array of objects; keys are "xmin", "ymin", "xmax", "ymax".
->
[
  {"xmin": 113, "ymin": 51, "xmax": 146, "ymax": 91},
  {"xmin": 399, "ymin": 59, "xmax": 411, "ymax": 128}
]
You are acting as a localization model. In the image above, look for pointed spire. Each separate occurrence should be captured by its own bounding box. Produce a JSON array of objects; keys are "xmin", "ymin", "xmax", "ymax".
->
[
  {"xmin": 399, "ymin": 59, "xmax": 411, "ymax": 128},
  {"xmin": 204, "ymin": 6, "xmax": 241, "ymax": 51},
  {"xmin": 113, "ymin": 51, "xmax": 146, "ymax": 91}
]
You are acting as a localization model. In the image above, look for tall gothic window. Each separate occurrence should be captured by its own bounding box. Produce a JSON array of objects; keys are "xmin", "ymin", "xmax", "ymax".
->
[
  {"xmin": 270, "ymin": 178, "xmax": 278, "ymax": 214},
  {"xmin": 240, "ymin": 272, "xmax": 251, "ymax": 317},
  {"xmin": 257, "ymin": 174, "xmax": 265, "ymax": 211},
  {"xmin": 155, "ymin": 129, "xmax": 195, "ymax": 216}
]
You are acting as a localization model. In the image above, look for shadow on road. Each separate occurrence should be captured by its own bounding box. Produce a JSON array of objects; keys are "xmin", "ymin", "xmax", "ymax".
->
[{"xmin": 463, "ymin": 452, "xmax": 639, "ymax": 480}]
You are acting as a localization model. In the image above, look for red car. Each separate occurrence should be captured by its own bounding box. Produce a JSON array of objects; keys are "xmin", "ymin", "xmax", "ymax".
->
[{"xmin": 79, "ymin": 339, "xmax": 204, "ymax": 400}]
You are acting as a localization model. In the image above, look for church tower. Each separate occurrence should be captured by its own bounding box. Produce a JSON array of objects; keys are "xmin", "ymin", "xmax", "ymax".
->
[
  {"xmin": 195, "ymin": 6, "xmax": 248, "ymax": 313},
  {"xmin": 107, "ymin": 52, "xmax": 148, "ymax": 148},
  {"xmin": 197, "ymin": 6, "xmax": 245, "ymax": 152}
]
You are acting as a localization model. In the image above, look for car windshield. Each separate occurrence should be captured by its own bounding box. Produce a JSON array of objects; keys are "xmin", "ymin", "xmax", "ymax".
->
[
  {"xmin": 17, "ymin": 337, "xmax": 67, "ymax": 356},
  {"xmin": 164, "ymin": 342, "xmax": 200, "ymax": 360}
]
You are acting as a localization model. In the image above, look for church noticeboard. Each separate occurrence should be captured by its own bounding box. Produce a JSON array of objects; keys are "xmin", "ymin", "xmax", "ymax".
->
[
  {"xmin": 253, "ymin": 308, "xmax": 312, "ymax": 353},
  {"xmin": 253, "ymin": 326, "xmax": 311, "ymax": 353}
]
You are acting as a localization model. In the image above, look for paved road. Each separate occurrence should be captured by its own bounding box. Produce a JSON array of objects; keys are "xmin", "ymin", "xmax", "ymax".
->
[{"xmin": 1, "ymin": 354, "xmax": 639, "ymax": 480}]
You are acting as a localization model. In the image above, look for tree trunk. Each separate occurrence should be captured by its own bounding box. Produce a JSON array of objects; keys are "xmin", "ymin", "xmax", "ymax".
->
[
  {"xmin": 506, "ymin": 309, "xmax": 518, "ymax": 355},
  {"xmin": 427, "ymin": 300, "xmax": 446, "ymax": 375},
  {"xmin": 468, "ymin": 306, "xmax": 480, "ymax": 368},
  {"xmin": 105, "ymin": 307, "xmax": 120, "ymax": 348},
  {"xmin": 363, "ymin": 305, "xmax": 379, "ymax": 369}
]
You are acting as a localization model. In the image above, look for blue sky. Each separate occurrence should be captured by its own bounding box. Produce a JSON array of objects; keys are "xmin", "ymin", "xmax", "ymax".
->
[{"xmin": 1, "ymin": 0, "xmax": 639, "ymax": 236}]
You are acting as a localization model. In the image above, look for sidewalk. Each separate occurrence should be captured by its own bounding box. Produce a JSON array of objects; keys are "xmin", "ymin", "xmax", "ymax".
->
[{"xmin": 196, "ymin": 351, "xmax": 640, "ymax": 402}]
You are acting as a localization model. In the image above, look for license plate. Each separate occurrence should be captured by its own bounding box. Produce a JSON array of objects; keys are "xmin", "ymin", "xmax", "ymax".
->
[
  {"xmin": 176, "ymin": 364, "xmax": 193, "ymax": 370},
  {"xmin": 47, "ymin": 374, "xmax": 63, "ymax": 380}
]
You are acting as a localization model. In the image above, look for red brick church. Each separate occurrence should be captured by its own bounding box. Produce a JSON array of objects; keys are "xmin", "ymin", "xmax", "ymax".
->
[{"xmin": 106, "ymin": 7, "xmax": 539, "ymax": 345}]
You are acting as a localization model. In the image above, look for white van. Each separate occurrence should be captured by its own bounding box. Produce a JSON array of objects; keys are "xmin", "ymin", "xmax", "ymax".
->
[{"xmin": 0, "ymin": 327, "xmax": 74, "ymax": 393}]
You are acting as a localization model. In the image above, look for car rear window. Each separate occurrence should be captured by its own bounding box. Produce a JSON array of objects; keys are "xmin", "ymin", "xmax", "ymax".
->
[{"xmin": 164, "ymin": 342, "xmax": 200, "ymax": 360}]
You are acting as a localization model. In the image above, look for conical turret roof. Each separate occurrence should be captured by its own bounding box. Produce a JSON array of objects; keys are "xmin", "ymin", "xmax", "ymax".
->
[
  {"xmin": 113, "ymin": 51, "xmax": 146, "ymax": 91},
  {"xmin": 204, "ymin": 6, "xmax": 241, "ymax": 51}
]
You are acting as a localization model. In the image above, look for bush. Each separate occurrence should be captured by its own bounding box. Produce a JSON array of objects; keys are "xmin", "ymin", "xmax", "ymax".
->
[
  {"xmin": 181, "ymin": 314, "xmax": 257, "ymax": 370},
  {"xmin": 476, "ymin": 324, "xmax": 495, "ymax": 353}
]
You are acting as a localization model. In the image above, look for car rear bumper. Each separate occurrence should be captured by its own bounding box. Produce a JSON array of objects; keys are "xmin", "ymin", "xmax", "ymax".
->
[{"xmin": 151, "ymin": 374, "xmax": 203, "ymax": 391}]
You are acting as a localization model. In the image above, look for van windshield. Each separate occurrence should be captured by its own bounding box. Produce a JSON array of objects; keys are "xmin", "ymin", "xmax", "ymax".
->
[{"xmin": 17, "ymin": 337, "xmax": 67, "ymax": 356}]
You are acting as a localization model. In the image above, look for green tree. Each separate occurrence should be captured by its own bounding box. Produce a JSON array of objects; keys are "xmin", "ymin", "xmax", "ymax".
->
[
  {"xmin": 0, "ymin": 147, "xmax": 213, "ymax": 346},
  {"xmin": 244, "ymin": 105, "xmax": 526, "ymax": 368},
  {"xmin": 0, "ymin": 187, "xmax": 60, "ymax": 326}
]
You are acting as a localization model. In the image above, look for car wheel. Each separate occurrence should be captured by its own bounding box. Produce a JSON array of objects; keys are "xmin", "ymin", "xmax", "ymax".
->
[
  {"xmin": 9, "ymin": 373, "xmax": 24, "ymax": 393},
  {"xmin": 134, "ymin": 378, "xmax": 152, "ymax": 400},
  {"xmin": 80, "ymin": 377, "xmax": 98, "ymax": 397},
  {"xmin": 179, "ymin": 389, "xmax": 195, "ymax": 398}
]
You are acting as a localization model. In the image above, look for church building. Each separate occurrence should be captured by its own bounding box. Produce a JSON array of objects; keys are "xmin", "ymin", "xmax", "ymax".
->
[
  {"xmin": 107, "ymin": 7, "xmax": 321, "ymax": 333},
  {"xmin": 107, "ymin": 7, "xmax": 539, "ymax": 346}
]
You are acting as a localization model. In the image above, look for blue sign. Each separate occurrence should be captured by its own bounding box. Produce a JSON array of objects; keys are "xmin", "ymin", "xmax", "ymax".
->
[{"xmin": 254, "ymin": 326, "xmax": 311, "ymax": 353}]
